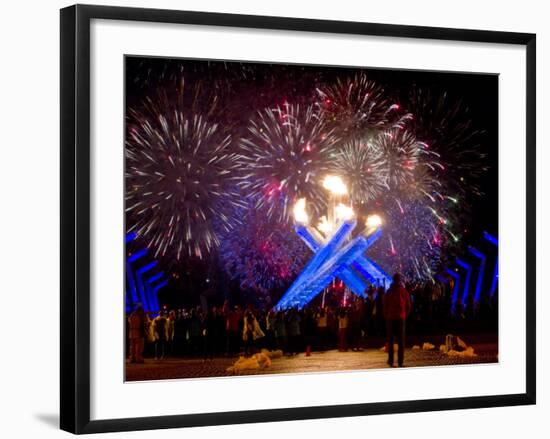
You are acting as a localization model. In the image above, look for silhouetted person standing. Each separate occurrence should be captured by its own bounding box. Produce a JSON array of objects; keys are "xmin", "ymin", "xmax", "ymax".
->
[
  {"xmin": 383, "ymin": 273, "xmax": 411, "ymax": 367},
  {"xmin": 128, "ymin": 304, "xmax": 146, "ymax": 363},
  {"xmin": 153, "ymin": 311, "xmax": 169, "ymax": 360}
]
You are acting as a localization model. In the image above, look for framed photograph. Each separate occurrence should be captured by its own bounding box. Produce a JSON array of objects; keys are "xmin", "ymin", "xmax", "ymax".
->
[{"xmin": 60, "ymin": 4, "xmax": 536, "ymax": 434}]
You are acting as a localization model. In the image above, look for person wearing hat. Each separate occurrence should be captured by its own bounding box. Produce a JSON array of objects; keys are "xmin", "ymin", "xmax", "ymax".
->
[{"xmin": 383, "ymin": 273, "xmax": 411, "ymax": 367}]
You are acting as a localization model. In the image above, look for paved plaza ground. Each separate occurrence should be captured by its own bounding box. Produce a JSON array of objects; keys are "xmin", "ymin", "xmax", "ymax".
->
[{"xmin": 126, "ymin": 339, "xmax": 498, "ymax": 382}]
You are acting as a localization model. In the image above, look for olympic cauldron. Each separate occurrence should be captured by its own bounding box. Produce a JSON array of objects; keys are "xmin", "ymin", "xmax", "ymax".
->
[{"xmin": 274, "ymin": 176, "xmax": 391, "ymax": 310}]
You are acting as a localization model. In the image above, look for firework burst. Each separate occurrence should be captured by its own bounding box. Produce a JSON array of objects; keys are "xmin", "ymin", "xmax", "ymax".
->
[
  {"xmin": 406, "ymin": 87, "xmax": 488, "ymax": 197},
  {"xmin": 372, "ymin": 128, "xmax": 426, "ymax": 190},
  {"xmin": 332, "ymin": 126, "xmax": 455, "ymax": 279},
  {"xmin": 316, "ymin": 73, "xmax": 412, "ymax": 138},
  {"xmin": 331, "ymin": 138, "xmax": 389, "ymax": 205},
  {"xmin": 238, "ymin": 103, "xmax": 339, "ymax": 222},
  {"xmin": 126, "ymin": 93, "xmax": 245, "ymax": 261},
  {"xmin": 372, "ymin": 127, "xmax": 461, "ymax": 276}
]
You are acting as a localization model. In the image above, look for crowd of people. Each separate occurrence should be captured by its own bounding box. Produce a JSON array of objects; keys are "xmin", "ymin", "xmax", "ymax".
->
[{"xmin": 127, "ymin": 273, "xmax": 498, "ymax": 367}]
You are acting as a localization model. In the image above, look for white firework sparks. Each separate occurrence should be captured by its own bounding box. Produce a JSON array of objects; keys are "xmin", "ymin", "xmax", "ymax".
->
[{"xmin": 237, "ymin": 103, "xmax": 339, "ymax": 222}]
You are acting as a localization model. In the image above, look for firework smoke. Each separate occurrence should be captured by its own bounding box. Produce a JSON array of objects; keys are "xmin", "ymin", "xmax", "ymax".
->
[{"xmin": 218, "ymin": 209, "xmax": 309, "ymax": 295}]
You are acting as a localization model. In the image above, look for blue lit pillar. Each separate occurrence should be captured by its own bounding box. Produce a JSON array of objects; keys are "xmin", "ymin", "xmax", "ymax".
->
[
  {"xmin": 468, "ymin": 246, "xmax": 487, "ymax": 304},
  {"xmin": 352, "ymin": 255, "xmax": 391, "ymax": 289},
  {"xmin": 126, "ymin": 248, "xmax": 148, "ymax": 307},
  {"xmin": 484, "ymin": 231, "xmax": 499, "ymax": 298},
  {"xmin": 290, "ymin": 235, "xmax": 372, "ymax": 308},
  {"xmin": 295, "ymin": 225, "xmax": 369, "ymax": 298},
  {"xmin": 151, "ymin": 280, "xmax": 169, "ymax": 307},
  {"xmin": 456, "ymin": 258, "xmax": 472, "ymax": 308},
  {"xmin": 135, "ymin": 261, "xmax": 158, "ymax": 311},
  {"xmin": 277, "ymin": 229, "xmax": 384, "ymax": 309},
  {"xmin": 445, "ymin": 268, "xmax": 461, "ymax": 314},
  {"xmin": 277, "ymin": 220, "xmax": 356, "ymax": 309},
  {"xmin": 145, "ymin": 272, "xmax": 164, "ymax": 311},
  {"xmin": 276, "ymin": 217, "xmax": 390, "ymax": 310}
]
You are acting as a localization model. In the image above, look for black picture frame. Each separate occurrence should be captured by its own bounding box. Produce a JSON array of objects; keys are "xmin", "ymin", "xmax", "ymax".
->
[{"xmin": 60, "ymin": 4, "xmax": 536, "ymax": 434}]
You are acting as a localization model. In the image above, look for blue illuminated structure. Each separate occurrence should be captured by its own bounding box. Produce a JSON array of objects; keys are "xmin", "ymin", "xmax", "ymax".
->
[
  {"xmin": 146, "ymin": 272, "xmax": 164, "ymax": 286},
  {"xmin": 445, "ymin": 268, "xmax": 461, "ymax": 314},
  {"xmin": 468, "ymin": 246, "xmax": 487, "ymax": 303},
  {"xmin": 126, "ymin": 232, "xmax": 166, "ymax": 312},
  {"xmin": 126, "ymin": 258, "xmax": 140, "ymax": 304},
  {"xmin": 276, "ymin": 220, "xmax": 357, "ymax": 309},
  {"xmin": 126, "ymin": 240, "xmax": 147, "ymax": 305},
  {"xmin": 135, "ymin": 261, "xmax": 158, "ymax": 311},
  {"xmin": 483, "ymin": 231, "xmax": 498, "ymax": 247},
  {"xmin": 438, "ymin": 231, "xmax": 499, "ymax": 314},
  {"xmin": 353, "ymin": 255, "xmax": 391, "ymax": 288},
  {"xmin": 126, "ymin": 232, "xmax": 137, "ymax": 243},
  {"xmin": 295, "ymin": 223, "xmax": 369, "ymax": 298},
  {"xmin": 145, "ymin": 272, "xmax": 164, "ymax": 311},
  {"xmin": 484, "ymin": 231, "xmax": 499, "ymax": 297},
  {"xmin": 275, "ymin": 219, "xmax": 390, "ymax": 310},
  {"xmin": 151, "ymin": 279, "xmax": 169, "ymax": 305},
  {"xmin": 128, "ymin": 249, "xmax": 148, "ymax": 263},
  {"xmin": 456, "ymin": 257, "xmax": 472, "ymax": 307}
]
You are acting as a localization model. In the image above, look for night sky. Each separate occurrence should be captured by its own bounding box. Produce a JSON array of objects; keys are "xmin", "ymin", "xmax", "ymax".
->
[{"xmin": 125, "ymin": 56, "xmax": 498, "ymax": 309}]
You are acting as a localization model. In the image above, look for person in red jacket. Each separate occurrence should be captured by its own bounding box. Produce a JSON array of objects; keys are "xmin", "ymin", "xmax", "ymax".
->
[{"xmin": 383, "ymin": 273, "xmax": 411, "ymax": 367}]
